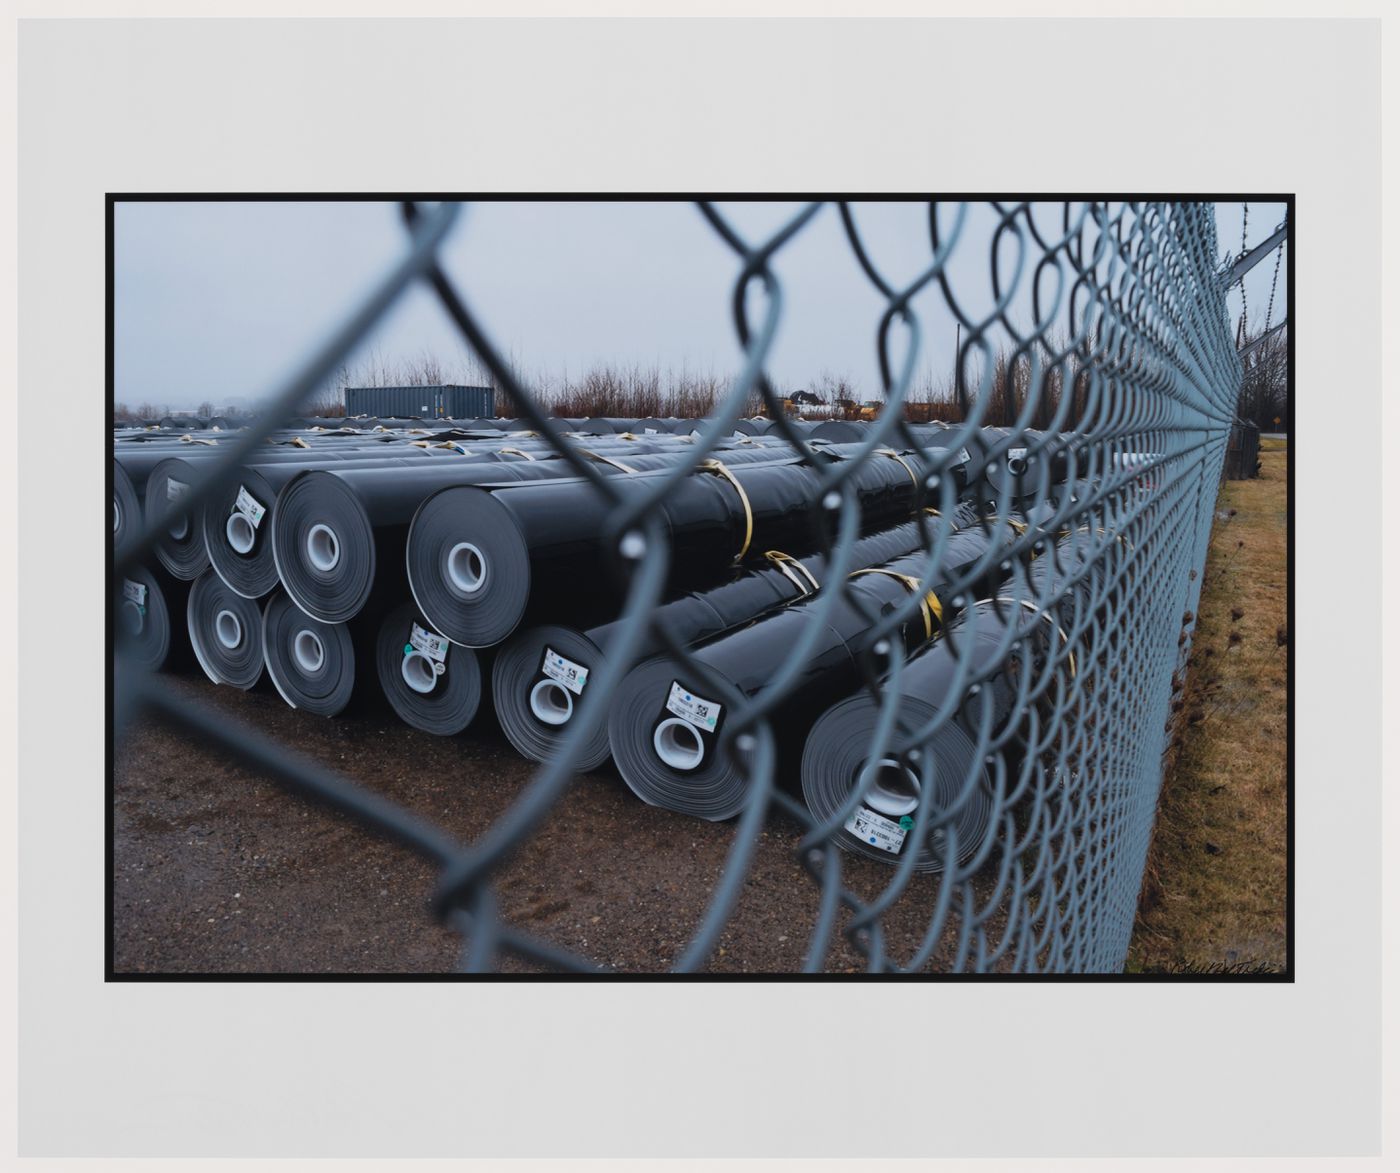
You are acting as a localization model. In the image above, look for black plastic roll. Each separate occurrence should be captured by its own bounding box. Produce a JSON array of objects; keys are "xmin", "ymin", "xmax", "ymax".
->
[
  {"xmin": 185, "ymin": 569, "xmax": 265, "ymax": 689},
  {"xmin": 115, "ymin": 563, "xmax": 191, "ymax": 673},
  {"xmin": 580, "ymin": 417, "xmax": 639, "ymax": 434},
  {"xmin": 811, "ymin": 419, "xmax": 868, "ymax": 442},
  {"xmin": 140, "ymin": 457, "xmax": 219, "ymax": 580},
  {"xmin": 409, "ymin": 450, "xmax": 929, "ymax": 648},
  {"xmin": 270, "ymin": 459, "xmax": 592, "ymax": 625},
  {"xmin": 261, "ymin": 590, "xmax": 357, "ymax": 716},
  {"xmin": 490, "ymin": 510, "xmax": 981, "ymax": 770},
  {"xmin": 630, "ymin": 418, "xmax": 671, "ymax": 435},
  {"xmin": 800, "ymin": 526, "xmax": 1094, "ymax": 870},
  {"xmin": 375, "ymin": 601, "xmax": 483, "ymax": 735},
  {"xmin": 202, "ymin": 454, "xmax": 435, "ymax": 600},
  {"xmin": 113, "ymin": 460, "xmax": 142, "ymax": 563},
  {"xmin": 799, "ymin": 661, "xmax": 996, "ymax": 873},
  {"xmin": 606, "ymin": 521, "xmax": 1018, "ymax": 820},
  {"xmin": 732, "ymin": 418, "xmax": 774, "ymax": 436}
]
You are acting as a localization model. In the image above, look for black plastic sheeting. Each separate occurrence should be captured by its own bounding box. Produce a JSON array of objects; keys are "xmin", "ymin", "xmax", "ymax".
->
[
  {"xmin": 374, "ymin": 601, "xmax": 483, "ymax": 736},
  {"xmin": 261, "ymin": 590, "xmax": 357, "ymax": 717},
  {"xmin": 186, "ymin": 570, "xmax": 266, "ymax": 690},
  {"xmin": 490, "ymin": 504, "xmax": 983, "ymax": 771},
  {"xmin": 408, "ymin": 449, "xmax": 930, "ymax": 649},
  {"xmin": 606, "ymin": 517, "xmax": 1029, "ymax": 821}
]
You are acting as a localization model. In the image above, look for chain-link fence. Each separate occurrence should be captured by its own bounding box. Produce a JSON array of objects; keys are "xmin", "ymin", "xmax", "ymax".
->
[{"xmin": 111, "ymin": 200, "xmax": 1243, "ymax": 974}]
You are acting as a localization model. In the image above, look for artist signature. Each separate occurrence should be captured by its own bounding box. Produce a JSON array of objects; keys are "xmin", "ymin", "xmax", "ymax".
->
[{"xmin": 1140, "ymin": 960, "xmax": 1284, "ymax": 976}]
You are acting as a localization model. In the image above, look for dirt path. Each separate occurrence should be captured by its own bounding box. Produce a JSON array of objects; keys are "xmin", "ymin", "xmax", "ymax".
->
[{"xmin": 113, "ymin": 676, "xmax": 969, "ymax": 974}]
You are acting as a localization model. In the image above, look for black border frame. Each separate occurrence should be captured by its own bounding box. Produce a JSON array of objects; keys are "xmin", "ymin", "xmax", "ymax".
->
[{"xmin": 105, "ymin": 192, "xmax": 1295, "ymax": 983}]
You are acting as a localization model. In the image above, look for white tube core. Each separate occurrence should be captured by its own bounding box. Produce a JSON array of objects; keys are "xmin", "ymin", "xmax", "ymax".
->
[
  {"xmin": 119, "ymin": 600, "xmax": 145, "ymax": 637},
  {"xmin": 529, "ymin": 679, "xmax": 574, "ymax": 726},
  {"xmin": 401, "ymin": 650, "xmax": 438, "ymax": 694},
  {"xmin": 447, "ymin": 542, "xmax": 487, "ymax": 594},
  {"xmin": 113, "ymin": 499, "xmax": 121, "ymax": 533},
  {"xmin": 293, "ymin": 629, "xmax": 325, "ymax": 673},
  {"xmin": 306, "ymin": 524, "xmax": 340, "ymax": 572},
  {"xmin": 226, "ymin": 511, "xmax": 257, "ymax": 554},
  {"xmin": 860, "ymin": 757, "xmax": 922, "ymax": 818},
  {"xmin": 653, "ymin": 717, "xmax": 705, "ymax": 771},
  {"xmin": 214, "ymin": 609, "xmax": 243, "ymax": 650},
  {"xmin": 168, "ymin": 512, "xmax": 189, "ymax": 542}
]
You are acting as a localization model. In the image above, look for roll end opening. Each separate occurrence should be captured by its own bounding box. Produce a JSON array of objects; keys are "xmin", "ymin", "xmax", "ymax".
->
[{"xmin": 653, "ymin": 717, "xmax": 705, "ymax": 771}]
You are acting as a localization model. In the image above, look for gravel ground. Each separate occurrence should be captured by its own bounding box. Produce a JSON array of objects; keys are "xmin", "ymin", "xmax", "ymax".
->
[{"xmin": 113, "ymin": 672, "xmax": 964, "ymax": 975}]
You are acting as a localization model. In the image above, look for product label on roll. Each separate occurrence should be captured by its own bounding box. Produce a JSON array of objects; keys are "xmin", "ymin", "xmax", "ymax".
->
[
  {"xmin": 166, "ymin": 477, "xmax": 189, "ymax": 503},
  {"xmin": 408, "ymin": 623, "xmax": 450, "ymax": 673},
  {"xmin": 957, "ymin": 447, "xmax": 971, "ymax": 465},
  {"xmin": 665, "ymin": 682, "xmax": 721, "ymax": 731},
  {"xmin": 234, "ymin": 485, "xmax": 266, "ymax": 528},
  {"xmin": 644, "ymin": 428, "xmax": 659, "ymax": 434},
  {"xmin": 1008, "ymin": 446, "xmax": 1027, "ymax": 463},
  {"xmin": 542, "ymin": 647, "xmax": 589, "ymax": 695},
  {"xmin": 122, "ymin": 578, "xmax": 147, "ymax": 610},
  {"xmin": 845, "ymin": 806, "xmax": 908, "ymax": 854}
]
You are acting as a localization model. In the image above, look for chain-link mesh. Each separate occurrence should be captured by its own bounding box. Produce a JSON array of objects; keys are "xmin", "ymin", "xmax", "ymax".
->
[{"xmin": 111, "ymin": 200, "xmax": 1242, "ymax": 973}]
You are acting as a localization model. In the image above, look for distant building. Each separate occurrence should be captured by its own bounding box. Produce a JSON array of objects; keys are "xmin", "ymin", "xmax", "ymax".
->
[{"xmin": 344, "ymin": 384, "xmax": 494, "ymax": 419}]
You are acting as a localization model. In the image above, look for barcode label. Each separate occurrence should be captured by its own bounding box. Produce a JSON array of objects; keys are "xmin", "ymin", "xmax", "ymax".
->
[{"xmin": 542, "ymin": 648, "xmax": 589, "ymax": 695}]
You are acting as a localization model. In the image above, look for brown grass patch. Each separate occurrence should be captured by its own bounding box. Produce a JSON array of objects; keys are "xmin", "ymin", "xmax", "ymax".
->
[{"xmin": 1128, "ymin": 444, "xmax": 1289, "ymax": 973}]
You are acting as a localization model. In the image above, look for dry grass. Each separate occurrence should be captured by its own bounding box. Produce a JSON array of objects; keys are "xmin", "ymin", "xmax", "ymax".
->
[{"xmin": 1128, "ymin": 442, "xmax": 1289, "ymax": 973}]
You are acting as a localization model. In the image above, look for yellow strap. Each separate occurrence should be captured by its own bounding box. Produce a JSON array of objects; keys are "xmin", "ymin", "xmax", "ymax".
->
[
  {"xmin": 701, "ymin": 459, "xmax": 754, "ymax": 562},
  {"xmin": 580, "ymin": 449, "xmax": 639, "ymax": 474},
  {"xmin": 289, "ymin": 436, "xmax": 309, "ymax": 448},
  {"xmin": 763, "ymin": 550, "xmax": 821, "ymax": 596},
  {"xmin": 848, "ymin": 568, "xmax": 943, "ymax": 640},
  {"xmin": 497, "ymin": 446, "xmax": 536, "ymax": 461},
  {"xmin": 1059, "ymin": 524, "xmax": 1132, "ymax": 553},
  {"xmin": 1005, "ymin": 598, "xmax": 1078, "ymax": 678},
  {"xmin": 982, "ymin": 514, "xmax": 1028, "ymax": 535},
  {"xmin": 617, "ymin": 432, "xmax": 638, "ymax": 441},
  {"xmin": 877, "ymin": 448, "xmax": 920, "ymax": 489}
]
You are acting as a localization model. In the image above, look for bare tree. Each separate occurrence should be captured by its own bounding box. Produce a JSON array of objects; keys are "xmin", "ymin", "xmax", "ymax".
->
[{"xmin": 1237, "ymin": 326, "xmax": 1288, "ymax": 430}]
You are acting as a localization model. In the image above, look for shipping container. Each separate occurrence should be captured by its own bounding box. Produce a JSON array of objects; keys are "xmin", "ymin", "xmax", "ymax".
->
[{"xmin": 344, "ymin": 385, "xmax": 494, "ymax": 420}]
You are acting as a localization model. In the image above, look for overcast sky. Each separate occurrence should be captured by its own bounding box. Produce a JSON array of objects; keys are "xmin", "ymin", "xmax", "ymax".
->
[{"xmin": 114, "ymin": 199, "xmax": 1288, "ymax": 411}]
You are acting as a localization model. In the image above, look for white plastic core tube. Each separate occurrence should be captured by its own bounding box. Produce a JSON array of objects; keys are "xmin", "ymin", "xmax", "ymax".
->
[
  {"xmin": 294, "ymin": 629, "xmax": 325, "ymax": 673},
  {"xmin": 860, "ymin": 757, "xmax": 922, "ymax": 818},
  {"xmin": 120, "ymin": 600, "xmax": 145, "ymax": 637},
  {"xmin": 113, "ymin": 499, "xmax": 121, "ymax": 533},
  {"xmin": 401, "ymin": 650, "xmax": 438, "ymax": 695},
  {"xmin": 529, "ymin": 679, "xmax": 574, "ymax": 726},
  {"xmin": 306, "ymin": 524, "xmax": 340, "ymax": 572},
  {"xmin": 226, "ymin": 511, "xmax": 257, "ymax": 554},
  {"xmin": 167, "ymin": 512, "xmax": 189, "ymax": 542},
  {"xmin": 214, "ymin": 609, "xmax": 243, "ymax": 650},
  {"xmin": 447, "ymin": 542, "xmax": 488, "ymax": 594},
  {"xmin": 653, "ymin": 717, "xmax": 705, "ymax": 771}
]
